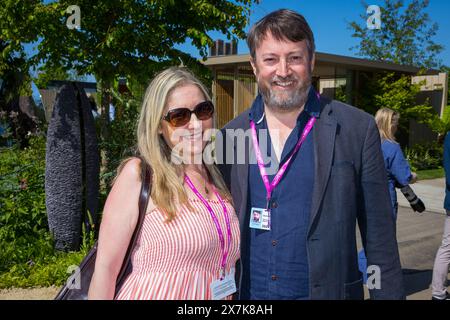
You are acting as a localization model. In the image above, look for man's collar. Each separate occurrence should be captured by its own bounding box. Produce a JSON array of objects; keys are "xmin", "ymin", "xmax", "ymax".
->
[{"xmin": 248, "ymin": 86, "xmax": 321, "ymax": 123}]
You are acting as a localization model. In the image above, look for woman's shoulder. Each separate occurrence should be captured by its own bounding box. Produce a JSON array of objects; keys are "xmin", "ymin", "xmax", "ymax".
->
[
  {"xmin": 120, "ymin": 157, "xmax": 144, "ymax": 177},
  {"xmin": 115, "ymin": 157, "xmax": 156, "ymax": 212},
  {"xmin": 117, "ymin": 156, "xmax": 154, "ymax": 184},
  {"xmin": 382, "ymin": 140, "xmax": 401, "ymax": 151},
  {"xmin": 381, "ymin": 140, "xmax": 405, "ymax": 160}
]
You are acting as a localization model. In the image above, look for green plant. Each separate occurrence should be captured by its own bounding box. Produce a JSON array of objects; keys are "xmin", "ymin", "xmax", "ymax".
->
[
  {"xmin": 0, "ymin": 107, "xmax": 101, "ymax": 288},
  {"xmin": 0, "ymin": 135, "xmax": 51, "ymax": 273},
  {"xmin": 404, "ymin": 141, "xmax": 443, "ymax": 171},
  {"xmin": 98, "ymin": 89, "xmax": 141, "ymax": 193},
  {"xmin": 335, "ymin": 84, "xmax": 348, "ymax": 103},
  {"xmin": 425, "ymin": 105, "xmax": 450, "ymax": 139},
  {"xmin": 0, "ymin": 220, "xmax": 96, "ymax": 289}
]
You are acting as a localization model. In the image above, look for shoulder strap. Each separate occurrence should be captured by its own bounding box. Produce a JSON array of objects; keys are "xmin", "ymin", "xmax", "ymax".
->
[{"xmin": 115, "ymin": 159, "xmax": 152, "ymax": 292}]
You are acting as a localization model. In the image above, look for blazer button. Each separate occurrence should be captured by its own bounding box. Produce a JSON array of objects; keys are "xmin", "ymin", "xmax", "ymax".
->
[
  {"xmin": 272, "ymin": 240, "xmax": 278, "ymax": 246},
  {"xmin": 271, "ymin": 275, "xmax": 278, "ymax": 281},
  {"xmin": 271, "ymin": 201, "xmax": 278, "ymax": 209}
]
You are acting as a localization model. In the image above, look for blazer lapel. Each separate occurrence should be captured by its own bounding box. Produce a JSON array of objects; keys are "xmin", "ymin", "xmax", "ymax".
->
[{"xmin": 309, "ymin": 103, "xmax": 337, "ymax": 236}]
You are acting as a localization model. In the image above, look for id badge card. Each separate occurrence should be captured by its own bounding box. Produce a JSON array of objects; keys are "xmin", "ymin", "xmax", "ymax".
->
[
  {"xmin": 210, "ymin": 268, "xmax": 236, "ymax": 300},
  {"xmin": 249, "ymin": 207, "xmax": 271, "ymax": 230}
]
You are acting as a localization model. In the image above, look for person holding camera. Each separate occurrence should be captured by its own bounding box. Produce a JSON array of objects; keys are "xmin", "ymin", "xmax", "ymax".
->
[
  {"xmin": 374, "ymin": 108, "xmax": 418, "ymax": 222},
  {"xmin": 359, "ymin": 108, "xmax": 416, "ymax": 282}
]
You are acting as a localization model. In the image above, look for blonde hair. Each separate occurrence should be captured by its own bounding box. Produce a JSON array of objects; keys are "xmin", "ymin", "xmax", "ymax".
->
[
  {"xmin": 116, "ymin": 67, "xmax": 231, "ymax": 222},
  {"xmin": 375, "ymin": 108, "xmax": 400, "ymax": 142}
]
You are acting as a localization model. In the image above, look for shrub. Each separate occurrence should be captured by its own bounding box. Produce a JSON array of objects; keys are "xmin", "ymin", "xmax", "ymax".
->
[
  {"xmin": 98, "ymin": 90, "xmax": 141, "ymax": 193},
  {"xmin": 404, "ymin": 141, "xmax": 443, "ymax": 171},
  {"xmin": 0, "ymin": 135, "xmax": 51, "ymax": 273},
  {"xmin": 0, "ymin": 223, "xmax": 95, "ymax": 289},
  {"xmin": 0, "ymin": 134, "xmax": 97, "ymax": 288}
]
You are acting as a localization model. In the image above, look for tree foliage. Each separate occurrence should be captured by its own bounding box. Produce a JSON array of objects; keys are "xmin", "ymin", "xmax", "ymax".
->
[
  {"xmin": 0, "ymin": 0, "xmax": 257, "ymax": 162},
  {"xmin": 348, "ymin": 0, "xmax": 444, "ymax": 69},
  {"xmin": 1, "ymin": 0, "xmax": 255, "ymax": 82},
  {"xmin": 356, "ymin": 72, "xmax": 435, "ymax": 134},
  {"xmin": 425, "ymin": 105, "xmax": 450, "ymax": 139}
]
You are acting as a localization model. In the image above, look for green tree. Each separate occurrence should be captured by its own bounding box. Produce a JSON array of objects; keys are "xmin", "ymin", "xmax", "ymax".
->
[
  {"xmin": 0, "ymin": 39, "xmax": 37, "ymax": 147},
  {"xmin": 375, "ymin": 73, "xmax": 433, "ymax": 127},
  {"xmin": 425, "ymin": 105, "xmax": 450, "ymax": 141},
  {"xmin": 0, "ymin": 41, "xmax": 33, "ymax": 107},
  {"xmin": 356, "ymin": 72, "xmax": 435, "ymax": 135},
  {"xmin": 348, "ymin": 0, "xmax": 444, "ymax": 69},
  {"xmin": 1, "ymin": 0, "xmax": 257, "ymax": 163},
  {"xmin": 426, "ymin": 65, "xmax": 450, "ymax": 140}
]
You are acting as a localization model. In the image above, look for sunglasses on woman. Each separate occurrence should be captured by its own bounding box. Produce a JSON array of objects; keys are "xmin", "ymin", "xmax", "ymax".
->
[{"xmin": 162, "ymin": 100, "xmax": 214, "ymax": 127}]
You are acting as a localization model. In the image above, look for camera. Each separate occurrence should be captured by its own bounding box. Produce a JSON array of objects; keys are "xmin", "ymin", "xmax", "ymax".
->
[{"xmin": 397, "ymin": 184, "xmax": 426, "ymax": 213}]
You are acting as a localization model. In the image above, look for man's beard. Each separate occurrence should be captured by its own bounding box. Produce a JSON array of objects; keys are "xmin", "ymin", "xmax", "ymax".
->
[{"xmin": 258, "ymin": 74, "xmax": 311, "ymax": 112}]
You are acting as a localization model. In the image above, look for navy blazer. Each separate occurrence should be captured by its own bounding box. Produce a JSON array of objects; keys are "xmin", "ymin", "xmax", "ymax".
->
[{"xmin": 216, "ymin": 96, "xmax": 405, "ymax": 300}]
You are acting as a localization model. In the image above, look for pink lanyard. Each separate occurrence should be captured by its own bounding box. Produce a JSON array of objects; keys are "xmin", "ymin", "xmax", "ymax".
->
[
  {"xmin": 184, "ymin": 174, "xmax": 231, "ymax": 280},
  {"xmin": 249, "ymin": 115, "xmax": 316, "ymax": 208}
]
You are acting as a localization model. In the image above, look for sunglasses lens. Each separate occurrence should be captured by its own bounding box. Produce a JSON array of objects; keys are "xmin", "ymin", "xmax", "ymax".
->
[
  {"xmin": 164, "ymin": 101, "xmax": 214, "ymax": 127},
  {"xmin": 195, "ymin": 101, "xmax": 214, "ymax": 120},
  {"xmin": 168, "ymin": 109, "xmax": 191, "ymax": 127}
]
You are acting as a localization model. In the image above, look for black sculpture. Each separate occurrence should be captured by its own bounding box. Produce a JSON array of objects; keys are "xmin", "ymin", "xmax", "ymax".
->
[{"xmin": 45, "ymin": 82, "xmax": 99, "ymax": 251}]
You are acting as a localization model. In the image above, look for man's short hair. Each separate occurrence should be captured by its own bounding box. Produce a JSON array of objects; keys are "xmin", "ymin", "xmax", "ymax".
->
[{"xmin": 247, "ymin": 9, "xmax": 315, "ymax": 61}]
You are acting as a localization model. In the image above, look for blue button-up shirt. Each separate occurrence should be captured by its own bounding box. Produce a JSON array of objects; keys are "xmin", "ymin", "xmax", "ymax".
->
[{"xmin": 241, "ymin": 88, "xmax": 320, "ymax": 300}]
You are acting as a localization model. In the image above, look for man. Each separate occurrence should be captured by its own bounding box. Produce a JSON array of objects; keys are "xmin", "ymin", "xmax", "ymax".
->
[
  {"xmin": 431, "ymin": 131, "xmax": 450, "ymax": 300},
  {"xmin": 216, "ymin": 9, "xmax": 404, "ymax": 299}
]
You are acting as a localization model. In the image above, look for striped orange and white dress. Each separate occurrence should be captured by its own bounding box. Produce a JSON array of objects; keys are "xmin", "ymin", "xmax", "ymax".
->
[{"xmin": 115, "ymin": 198, "xmax": 240, "ymax": 300}]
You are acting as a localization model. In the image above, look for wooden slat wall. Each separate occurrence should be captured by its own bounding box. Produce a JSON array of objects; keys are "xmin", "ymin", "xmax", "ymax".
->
[
  {"xmin": 236, "ymin": 72, "xmax": 257, "ymax": 116},
  {"xmin": 214, "ymin": 66, "xmax": 257, "ymax": 128},
  {"xmin": 216, "ymin": 77, "xmax": 234, "ymax": 128}
]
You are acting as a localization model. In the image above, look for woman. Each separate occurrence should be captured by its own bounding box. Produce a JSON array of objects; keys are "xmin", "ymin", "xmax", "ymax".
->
[
  {"xmin": 375, "ymin": 108, "xmax": 417, "ymax": 221},
  {"xmin": 88, "ymin": 67, "xmax": 240, "ymax": 300},
  {"xmin": 358, "ymin": 108, "xmax": 417, "ymax": 282}
]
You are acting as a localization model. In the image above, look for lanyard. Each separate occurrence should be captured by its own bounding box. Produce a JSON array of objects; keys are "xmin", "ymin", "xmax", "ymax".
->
[
  {"xmin": 184, "ymin": 174, "xmax": 231, "ymax": 280},
  {"xmin": 249, "ymin": 111, "xmax": 316, "ymax": 208}
]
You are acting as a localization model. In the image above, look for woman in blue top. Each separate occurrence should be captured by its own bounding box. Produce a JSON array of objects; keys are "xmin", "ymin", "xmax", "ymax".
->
[
  {"xmin": 358, "ymin": 108, "xmax": 417, "ymax": 282},
  {"xmin": 374, "ymin": 108, "xmax": 417, "ymax": 221}
]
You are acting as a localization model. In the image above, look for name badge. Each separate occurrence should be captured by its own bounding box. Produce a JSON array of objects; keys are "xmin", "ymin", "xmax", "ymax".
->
[
  {"xmin": 210, "ymin": 268, "xmax": 236, "ymax": 300},
  {"xmin": 249, "ymin": 207, "xmax": 271, "ymax": 230}
]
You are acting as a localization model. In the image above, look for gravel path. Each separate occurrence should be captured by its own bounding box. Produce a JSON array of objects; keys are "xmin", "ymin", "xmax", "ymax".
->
[{"xmin": 0, "ymin": 286, "xmax": 59, "ymax": 300}]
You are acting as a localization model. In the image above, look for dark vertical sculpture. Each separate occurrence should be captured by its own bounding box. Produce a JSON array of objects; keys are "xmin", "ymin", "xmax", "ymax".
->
[
  {"xmin": 45, "ymin": 82, "xmax": 99, "ymax": 251},
  {"xmin": 75, "ymin": 83, "xmax": 100, "ymax": 237}
]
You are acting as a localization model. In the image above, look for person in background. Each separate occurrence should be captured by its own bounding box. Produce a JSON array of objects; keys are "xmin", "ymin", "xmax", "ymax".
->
[
  {"xmin": 430, "ymin": 131, "xmax": 450, "ymax": 300},
  {"xmin": 375, "ymin": 108, "xmax": 417, "ymax": 222},
  {"xmin": 358, "ymin": 108, "xmax": 418, "ymax": 284}
]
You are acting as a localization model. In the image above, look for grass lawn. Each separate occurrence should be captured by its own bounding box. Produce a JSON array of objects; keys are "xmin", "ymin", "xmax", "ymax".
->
[{"xmin": 417, "ymin": 168, "xmax": 445, "ymax": 180}]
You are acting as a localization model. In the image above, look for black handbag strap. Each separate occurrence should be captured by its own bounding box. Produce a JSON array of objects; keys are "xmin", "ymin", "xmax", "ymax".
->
[{"xmin": 115, "ymin": 159, "xmax": 152, "ymax": 292}]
